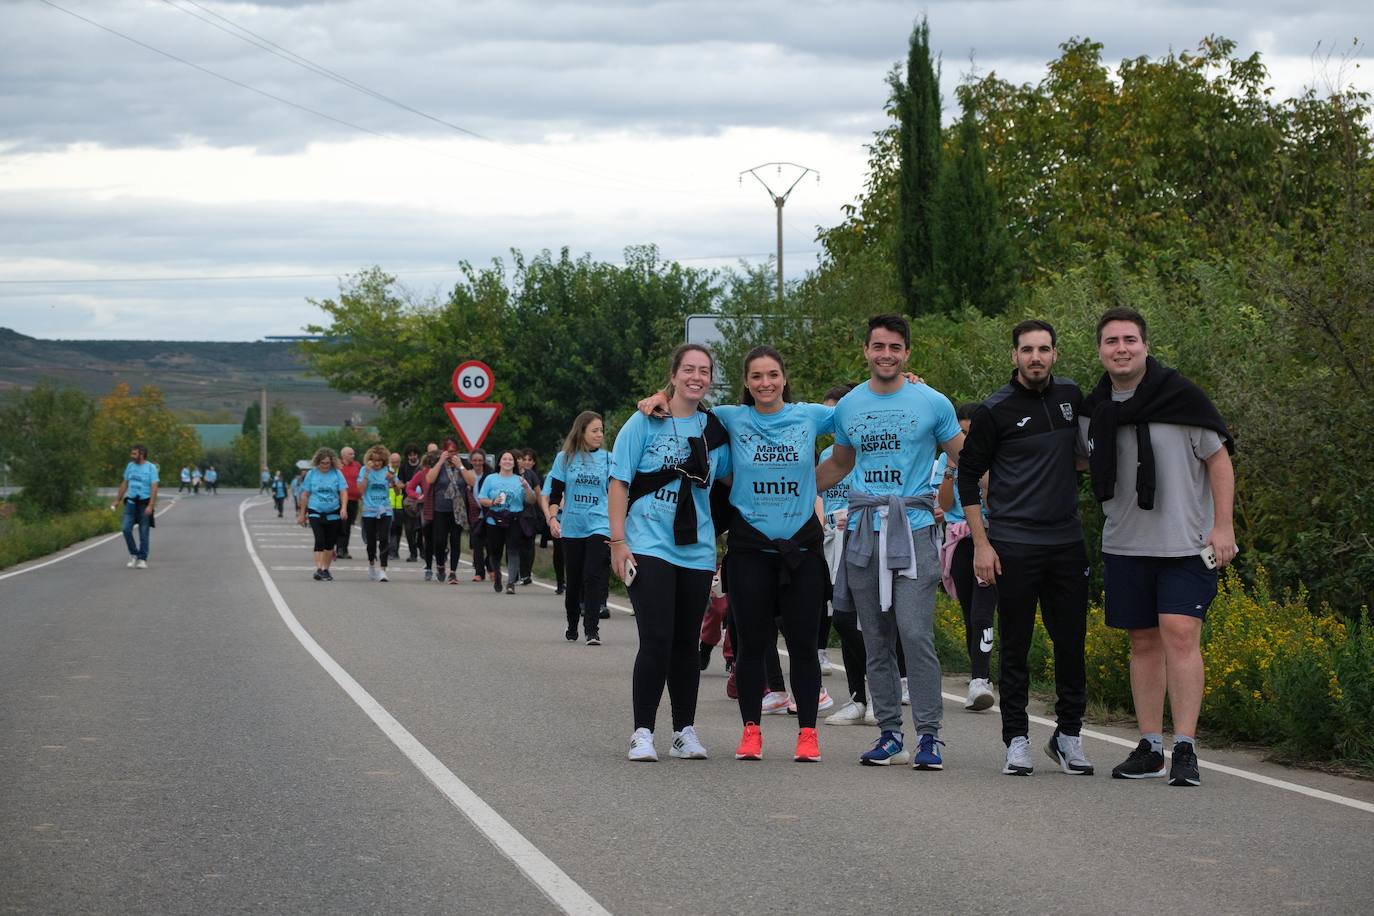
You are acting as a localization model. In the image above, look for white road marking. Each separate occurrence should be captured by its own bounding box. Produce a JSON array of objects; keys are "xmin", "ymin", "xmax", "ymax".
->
[
  {"xmin": 0, "ymin": 498, "xmax": 181, "ymax": 582},
  {"xmin": 237, "ymin": 500, "xmax": 610, "ymax": 916}
]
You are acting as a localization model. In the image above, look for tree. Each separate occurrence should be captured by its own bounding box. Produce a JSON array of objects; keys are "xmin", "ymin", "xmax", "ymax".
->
[
  {"xmin": 0, "ymin": 381, "xmax": 96, "ymax": 515},
  {"xmin": 931, "ymin": 98, "xmax": 1017, "ymax": 315},
  {"xmin": 231, "ymin": 401, "xmax": 310, "ymax": 480},
  {"xmin": 90, "ymin": 384, "xmax": 201, "ymax": 484},
  {"xmin": 892, "ymin": 16, "xmax": 942, "ymax": 316},
  {"xmin": 241, "ymin": 401, "xmax": 261, "ymax": 436}
]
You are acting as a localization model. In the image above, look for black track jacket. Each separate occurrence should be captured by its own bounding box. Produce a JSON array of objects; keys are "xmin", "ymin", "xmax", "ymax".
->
[{"xmin": 956, "ymin": 372, "xmax": 1084, "ymax": 546}]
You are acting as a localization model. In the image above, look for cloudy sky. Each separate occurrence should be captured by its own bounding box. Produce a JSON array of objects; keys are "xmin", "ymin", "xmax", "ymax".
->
[{"xmin": 1, "ymin": 1, "xmax": 1367, "ymax": 341}]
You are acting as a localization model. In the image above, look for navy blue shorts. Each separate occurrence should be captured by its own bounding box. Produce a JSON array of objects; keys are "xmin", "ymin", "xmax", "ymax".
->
[{"xmin": 1102, "ymin": 553, "xmax": 1219, "ymax": 630}]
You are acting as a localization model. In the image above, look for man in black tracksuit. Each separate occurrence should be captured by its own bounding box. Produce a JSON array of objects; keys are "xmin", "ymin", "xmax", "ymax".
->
[{"xmin": 956, "ymin": 319, "xmax": 1094, "ymax": 777}]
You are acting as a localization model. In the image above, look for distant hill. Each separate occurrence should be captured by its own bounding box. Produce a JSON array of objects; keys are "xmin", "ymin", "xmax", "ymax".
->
[{"xmin": 0, "ymin": 328, "xmax": 376, "ymax": 426}]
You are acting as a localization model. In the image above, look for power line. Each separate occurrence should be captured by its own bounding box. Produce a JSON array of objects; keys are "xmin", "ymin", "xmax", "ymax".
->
[{"xmin": 35, "ymin": 0, "xmax": 657, "ymax": 193}]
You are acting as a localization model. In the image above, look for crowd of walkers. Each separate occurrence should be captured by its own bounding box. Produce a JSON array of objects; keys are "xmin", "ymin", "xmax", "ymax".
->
[{"xmin": 121, "ymin": 306, "xmax": 1234, "ymax": 787}]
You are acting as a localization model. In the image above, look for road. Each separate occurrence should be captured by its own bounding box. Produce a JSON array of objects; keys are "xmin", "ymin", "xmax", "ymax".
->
[{"xmin": 3, "ymin": 491, "xmax": 1373, "ymax": 915}]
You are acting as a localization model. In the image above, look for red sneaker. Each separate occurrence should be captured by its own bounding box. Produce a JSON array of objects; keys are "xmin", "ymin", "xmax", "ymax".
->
[
  {"xmin": 795, "ymin": 727, "xmax": 820, "ymax": 762},
  {"xmin": 735, "ymin": 722, "xmax": 762, "ymax": 760}
]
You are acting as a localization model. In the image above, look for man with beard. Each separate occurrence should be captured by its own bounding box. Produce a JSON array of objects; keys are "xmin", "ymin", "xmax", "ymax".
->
[{"xmin": 957, "ymin": 319, "xmax": 1094, "ymax": 777}]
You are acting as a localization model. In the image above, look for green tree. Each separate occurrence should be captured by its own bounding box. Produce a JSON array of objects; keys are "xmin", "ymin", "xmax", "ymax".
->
[
  {"xmin": 0, "ymin": 381, "xmax": 96, "ymax": 515},
  {"xmin": 931, "ymin": 98, "xmax": 1017, "ymax": 315},
  {"xmin": 892, "ymin": 16, "xmax": 942, "ymax": 316},
  {"xmin": 231, "ymin": 401, "xmax": 310, "ymax": 479},
  {"xmin": 241, "ymin": 400, "xmax": 261, "ymax": 436},
  {"xmin": 90, "ymin": 383, "xmax": 202, "ymax": 483}
]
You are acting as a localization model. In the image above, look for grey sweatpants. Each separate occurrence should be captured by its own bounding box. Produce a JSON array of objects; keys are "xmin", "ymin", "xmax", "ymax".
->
[{"xmin": 847, "ymin": 524, "xmax": 943, "ymax": 737}]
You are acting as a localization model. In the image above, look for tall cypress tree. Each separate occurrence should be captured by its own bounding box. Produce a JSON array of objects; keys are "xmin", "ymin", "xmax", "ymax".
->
[
  {"xmin": 893, "ymin": 17, "xmax": 941, "ymax": 316},
  {"xmin": 932, "ymin": 99, "xmax": 1016, "ymax": 315}
]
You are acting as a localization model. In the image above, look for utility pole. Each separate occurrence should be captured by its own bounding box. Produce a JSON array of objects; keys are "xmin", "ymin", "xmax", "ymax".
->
[
  {"xmin": 259, "ymin": 388, "xmax": 268, "ymax": 478},
  {"xmin": 739, "ymin": 162, "xmax": 819, "ymax": 304}
]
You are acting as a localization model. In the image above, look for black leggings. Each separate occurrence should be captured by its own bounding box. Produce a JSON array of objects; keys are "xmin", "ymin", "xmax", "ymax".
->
[
  {"xmin": 563, "ymin": 535, "xmax": 609, "ymax": 636},
  {"xmin": 470, "ymin": 526, "xmax": 487, "ymax": 578},
  {"xmin": 519, "ymin": 518, "xmax": 537, "ymax": 578},
  {"xmin": 336, "ymin": 499, "xmax": 359, "ymax": 550},
  {"xmin": 552, "ymin": 537, "xmax": 565, "ymax": 586},
  {"xmin": 432, "ymin": 512, "xmax": 464, "ymax": 571},
  {"xmin": 725, "ymin": 550, "xmax": 827, "ymax": 728},
  {"xmin": 724, "ymin": 608, "xmax": 785, "ymax": 690},
  {"xmin": 419, "ymin": 519, "xmax": 435, "ymax": 569},
  {"xmin": 308, "ymin": 515, "xmax": 340, "ymax": 552},
  {"xmin": 950, "ymin": 535, "xmax": 997, "ymax": 680},
  {"xmin": 831, "ymin": 611, "xmax": 868, "ymax": 705},
  {"xmin": 628, "ymin": 554, "xmax": 713, "ymax": 733},
  {"xmin": 361, "ymin": 515, "xmax": 391, "ymax": 566},
  {"xmin": 484, "ymin": 522, "xmax": 528, "ymax": 584}
]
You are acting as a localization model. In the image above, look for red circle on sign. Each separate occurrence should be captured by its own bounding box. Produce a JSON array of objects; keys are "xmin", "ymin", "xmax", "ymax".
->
[{"xmin": 451, "ymin": 360, "xmax": 495, "ymax": 402}]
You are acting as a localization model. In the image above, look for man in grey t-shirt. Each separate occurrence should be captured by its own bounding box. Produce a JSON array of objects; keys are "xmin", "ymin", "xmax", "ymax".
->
[{"xmin": 1081, "ymin": 307, "xmax": 1236, "ymax": 788}]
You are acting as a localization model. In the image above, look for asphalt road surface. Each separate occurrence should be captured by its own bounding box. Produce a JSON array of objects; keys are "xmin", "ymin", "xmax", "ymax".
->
[{"xmin": 4, "ymin": 491, "xmax": 1373, "ymax": 915}]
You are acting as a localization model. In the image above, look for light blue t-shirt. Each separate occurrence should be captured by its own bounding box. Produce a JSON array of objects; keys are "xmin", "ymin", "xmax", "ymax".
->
[
  {"xmin": 479, "ymin": 473, "xmax": 526, "ymax": 524},
  {"xmin": 818, "ymin": 445, "xmax": 851, "ymax": 521},
  {"xmin": 123, "ymin": 461, "xmax": 159, "ymax": 500},
  {"xmin": 932, "ymin": 453, "xmax": 988, "ymax": 525},
  {"xmin": 714, "ymin": 402, "xmax": 833, "ymax": 540},
  {"xmin": 271, "ymin": 477, "xmax": 288, "ymax": 499},
  {"xmin": 610, "ymin": 410, "xmax": 731, "ymax": 571},
  {"xmin": 357, "ymin": 466, "xmax": 395, "ymax": 517},
  {"xmin": 543, "ymin": 449, "xmax": 611, "ymax": 539},
  {"xmin": 303, "ymin": 468, "xmax": 347, "ymax": 515},
  {"xmin": 205, "ymin": 469, "xmax": 218, "ymax": 483},
  {"xmin": 833, "ymin": 381, "xmax": 961, "ymax": 531}
]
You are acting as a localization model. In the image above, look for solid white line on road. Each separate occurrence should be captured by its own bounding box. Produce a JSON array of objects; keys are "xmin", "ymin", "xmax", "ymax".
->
[
  {"xmin": 236, "ymin": 499, "xmax": 611, "ymax": 916},
  {"xmin": 0, "ymin": 498, "xmax": 182, "ymax": 583}
]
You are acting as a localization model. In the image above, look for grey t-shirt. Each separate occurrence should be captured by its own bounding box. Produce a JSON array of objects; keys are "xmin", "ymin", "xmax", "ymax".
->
[{"xmin": 1078, "ymin": 387, "xmax": 1224, "ymax": 557}]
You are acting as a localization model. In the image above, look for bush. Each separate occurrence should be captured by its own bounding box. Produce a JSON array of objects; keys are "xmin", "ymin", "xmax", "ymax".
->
[{"xmin": 0, "ymin": 506, "xmax": 121, "ymax": 570}]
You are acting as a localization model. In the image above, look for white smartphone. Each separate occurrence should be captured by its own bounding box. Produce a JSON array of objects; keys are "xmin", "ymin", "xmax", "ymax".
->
[
  {"xmin": 623, "ymin": 557, "xmax": 638, "ymax": 587},
  {"xmin": 1200, "ymin": 544, "xmax": 1218, "ymax": 570}
]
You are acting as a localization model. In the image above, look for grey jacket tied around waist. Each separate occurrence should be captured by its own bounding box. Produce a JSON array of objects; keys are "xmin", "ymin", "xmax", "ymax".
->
[{"xmin": 832, "ymin": 491, "xmax": 937, "ymax": 613}]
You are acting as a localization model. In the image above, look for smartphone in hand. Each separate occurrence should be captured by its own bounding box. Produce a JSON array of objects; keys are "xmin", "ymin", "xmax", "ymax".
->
[
  {"xmin": 1200, "ymin": 544, "xmax": 1218, "ymax": 570},
  {"xmin": 623, "ymin": 557, "xmax": 638, "ymax": 586}
]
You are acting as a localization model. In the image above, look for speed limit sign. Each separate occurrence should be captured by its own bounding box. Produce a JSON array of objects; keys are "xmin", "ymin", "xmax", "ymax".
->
[{"xmin": 451, "ymin": 360, "xmax": 495, "ymax": 403}]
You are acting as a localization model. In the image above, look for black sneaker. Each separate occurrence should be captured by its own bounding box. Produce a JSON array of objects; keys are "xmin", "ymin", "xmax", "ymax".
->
[
  {"xmin": 505, "ymin": 585, "xmax": 515, "ymax": 595},
  {"xmin": 1169, "ymin": 742, "xmax": 1201, "ymax": 787},
  {"xmin": 406, "ymin": 554, "xmax": 417, "ymax": 563},
  {"xmin": 336, "ymin": 550, "xmax": 351, "ymax": 560},
  {"xmin": 565, "ymin": 627, "xmax": 577, "ymax": 642},
  {"xmin": 554, "ymin": 583, "xmax": 565, "ymax": 595},
  {"xmin": 1111, "ymin": 739, "xmax": 1166, "ymax": 779},
  {"xmin": 520, "ymin": 576, "xmax": 532, "ymax": 586},
  {"xmin": 586, "ymin": 634, "xmax": 601, "ymax": 646},
  {"xmin": 599, "ymin": 605, "xmax": 610, "ymax": 620},
  {"xmin": 493, "ymin": 571, "xmax": 503, "ymax": 592},
  {"xmin": 447, "ymin": 573, "xmax": 458, "ymax": 585},
  {"xmin": 312, "ymin": 570, "xmax": 324, "ymax": 581},
  {"xmin": 321, "ymin": 569, "xmax": 334, "ymax": 581},
  {"xmin": 699, "ymin": 642, "xmax": 714, "ymax": 671}
]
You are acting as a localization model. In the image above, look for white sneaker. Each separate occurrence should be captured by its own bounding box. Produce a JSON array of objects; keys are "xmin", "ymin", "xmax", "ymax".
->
[
  {"xmin": 825, "ymin": 699, "xmax": 866, "ymax": 725},
  {"xmin": 377, "ymin": 569, "xmax": 389, "ymax": 582},
  {"xmin": 627, "ymin": 727, "xmax": 658, "ymax": 762},
  {"xmin": 135, "ymin": 559, "xmax": 148, "ymax": 569},
  {"xmin": 785, "ymin": 689, "xmax": 834, "ymax": 714},
  {"xmin": 1003, "ymin": 735, "xmax": 1034, "ymax": 776},
  {"xmin": 900, "ymin": 676, "xmax": 910, "ymax": 706},
  {"xmin": 367, "ymin": 566, "xmax": 379, "ymax": 581},
  {"xmin": 761, "ymin": 691, "xmax": 791, "ymax": 715},
  {"xmin": 670, "ymin": 725, "xmax": 709, "ymax": 759},
  {"xmin": 863, "ymin": 703, "xmax": 878, "ymax": 726},
  {"xmin": 965, "ymin": 677, "xmax": 995, "ymax": 711},
  {"xmin": 818, "ymin": 649, "xmax": 834, "ymax": 676},
  {"xmin": 126, "ymin": 556, "xmax": 137, "ymax": 568}
]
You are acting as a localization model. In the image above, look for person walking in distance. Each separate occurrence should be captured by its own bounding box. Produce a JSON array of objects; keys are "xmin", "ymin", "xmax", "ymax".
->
[
  {"xmin": 204, "ymin": 465, "xmax": 218, "ymax": 494},
  {"xmin": 357, "ymin": 444, "xmax": 398, "ymax": 582},
  {"xmin": 270, "ymin": 470, "xmax": 288, "ymax": 517},
  {"xmin": 425, "ymin": 437, "xmax": 478, "ymax": 585},
  {"xmin": 478, "ymin": 450, "xmax": 537, "ymax": 594},
  {"xmin": 542, "ymin": 412, "xmax": 612, "ymax": 645},
  {"xmin": 396, "ymin": 444, "xmax": 425, "ymax": 563},
  {"xmin": 297, "ymin": 447, "xmax": 349, "ymax": 581},
  {"xmin": 334, "ymin": 446, "xmax": 362, "ymax": 560},
  {"xmin": 112, "ymin": 444, "xmax": 158, "ymax": 569},
  {"xmin": 387, "ymin": 452, "xmax": 404, "ymax": 560},
  {"xmin": 406, "ymin": 452, "xmax": 439, "ymax": 581},
  {"xmin": 610, "ymin": 344, "xmax": 730, "ymax": 762},
  {"xmin": 956, "ymin": 320, "xmax": 1093, "ymax": 777},
  {"xmin": 816, "ymin": 314, "xmax": 964, "ymax": 770},
  {"xmin": 1083, "ymin": 307, "xmax": 1236, "ymax": 787}
]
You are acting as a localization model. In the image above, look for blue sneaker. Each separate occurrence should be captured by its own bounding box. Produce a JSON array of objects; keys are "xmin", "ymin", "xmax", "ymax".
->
[
  {"xmin": 912, "ymin": 733, "xmax": 945, "ymax": 770},
  {"xmin": 859, "ymin": 730, "xmax": 909, "ymax": 766}
]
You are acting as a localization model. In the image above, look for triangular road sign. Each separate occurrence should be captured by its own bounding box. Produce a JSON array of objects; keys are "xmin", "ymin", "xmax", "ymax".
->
[{"xmin": 445, "ymin": 402, "xmax": 502, "ymax": 451}]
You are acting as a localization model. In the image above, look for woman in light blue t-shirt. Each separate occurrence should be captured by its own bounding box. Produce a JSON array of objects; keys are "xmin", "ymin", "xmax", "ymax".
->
[
  {"xmin": 357, "ymin": 443, "xmax": 399, "ymax": 583},
  {"xmin": 610, "ymin": 343, "xmax": 729, "ymax": 763},
  {"xmin": 541, "ymin": 411, "xmax": 612, "ymax": 645},
  {"xmin": 296, "ymin": 447, "xmax": 349, "ymax": 582},
  {"xmin": 478, "ymin": 449, "xmax": 537, "ymax": 595}
]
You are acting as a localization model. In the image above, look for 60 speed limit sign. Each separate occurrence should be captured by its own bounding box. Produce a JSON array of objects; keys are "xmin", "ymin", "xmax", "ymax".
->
[{"xmin": 451, "ymin": 360, "xmax": 495, "ymax": 403}]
